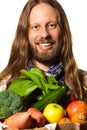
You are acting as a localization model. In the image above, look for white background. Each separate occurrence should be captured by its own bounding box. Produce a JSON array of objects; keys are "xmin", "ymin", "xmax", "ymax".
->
[{"xmin": 0, "ymin": 0, "xmax": 87, "ymax": 72}]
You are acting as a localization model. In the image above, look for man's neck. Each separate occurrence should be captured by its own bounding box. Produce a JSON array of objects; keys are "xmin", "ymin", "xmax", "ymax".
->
[{"xmin": 32, "ymin": 59, "xmax": 50, "ymax": 72}]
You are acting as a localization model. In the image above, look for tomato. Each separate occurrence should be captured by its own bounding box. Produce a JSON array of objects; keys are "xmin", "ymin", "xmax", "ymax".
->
[
  {"xmin": 71, "ymin": 113, "xmax": 87, "ymax": 123},
  {"xmin": 66, "ymin": 101, "xmax": 87, "ymax": 122}
]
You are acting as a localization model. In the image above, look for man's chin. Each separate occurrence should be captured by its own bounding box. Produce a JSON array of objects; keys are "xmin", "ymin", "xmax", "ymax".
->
[{"xmin": 33, "ymin": 57, "xmax": 58, "ymax": 66}]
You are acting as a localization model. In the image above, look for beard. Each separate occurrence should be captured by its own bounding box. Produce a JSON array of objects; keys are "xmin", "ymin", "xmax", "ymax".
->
[{"xmin": 29, "ymin": 38, "xmax": 62, "ymax": 66}]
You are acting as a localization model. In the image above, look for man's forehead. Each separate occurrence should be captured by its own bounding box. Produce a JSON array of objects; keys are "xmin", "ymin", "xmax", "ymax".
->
[{"xmin": 29, "ymin": 3, "xmax": 59, "ymax": 24}]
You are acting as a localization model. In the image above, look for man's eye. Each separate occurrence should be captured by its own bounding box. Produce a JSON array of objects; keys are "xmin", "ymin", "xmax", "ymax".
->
[
  {"xmin": 48, "ymin": 23, "xmax": 56, "ymax": 29},
  {"xmin": 32, "ymin": 26, "xmax": 39, "ymax": 30}
]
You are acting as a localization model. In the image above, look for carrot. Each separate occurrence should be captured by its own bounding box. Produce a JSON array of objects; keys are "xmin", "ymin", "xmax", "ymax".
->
[
  {"xmin": 27, "ymin": 107, "xmax": 46, "ymax": 127},
  {"xmin": 3, "ymin": 111, "xmax": 32, "ymax": 129}
]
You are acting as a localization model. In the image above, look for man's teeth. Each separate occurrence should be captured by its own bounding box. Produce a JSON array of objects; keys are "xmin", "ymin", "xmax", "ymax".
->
[{"xmin": 39, "ymin": 43, "xmax": 51, "ymax": 46}]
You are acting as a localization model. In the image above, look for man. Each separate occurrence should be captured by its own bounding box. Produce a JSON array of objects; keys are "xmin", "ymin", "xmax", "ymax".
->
[{"xmin": 0, "ymin": 0, "xmax": 87, "ymax": 101}]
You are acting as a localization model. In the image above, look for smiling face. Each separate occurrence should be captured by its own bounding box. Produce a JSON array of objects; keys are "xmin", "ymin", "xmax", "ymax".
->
[{"xmin": 28, "ymin": 3, "xmax": 62, "ymax": 66}]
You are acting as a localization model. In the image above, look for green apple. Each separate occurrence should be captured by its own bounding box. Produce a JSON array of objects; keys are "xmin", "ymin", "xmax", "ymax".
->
[{"xmin": 43, "ymin": 103, "xmax": 65, "ymax": 123}]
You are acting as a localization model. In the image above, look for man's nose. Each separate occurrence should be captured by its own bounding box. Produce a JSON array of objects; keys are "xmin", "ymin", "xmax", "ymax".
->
[{"xmin": 41, "ymin": 27, "xmax": 49, "ymax": 38}]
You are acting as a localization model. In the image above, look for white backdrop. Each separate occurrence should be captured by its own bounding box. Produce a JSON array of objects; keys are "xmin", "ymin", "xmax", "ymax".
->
[{"xmin": 0, "ymin": 0, "xmax": 87, "ymax": 72}]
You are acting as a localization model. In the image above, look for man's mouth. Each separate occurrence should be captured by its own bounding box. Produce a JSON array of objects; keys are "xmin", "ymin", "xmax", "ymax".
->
[
  {"xmin": 37, "ymin": 43, "xmax": 53, "ymax": 50},
  {"xmin": 39, "ymin": 43, "xmax": 52, "ymax": 47}
]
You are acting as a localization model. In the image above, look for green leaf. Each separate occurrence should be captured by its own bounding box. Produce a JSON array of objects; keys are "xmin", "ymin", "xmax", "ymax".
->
[
  {"xmin": 8, "ymin": 76, "xmax": 38, "ymax": 97},
  {"xmin": 45, "ymin": 84, "xmax": 60, "ymax": 90},
  {"xmin": 47, "ymin": 76, "xmax": 58, "ymax": 85},
  {"xmin": 30, "ymin": 67, "xmax": 47, "ymax": 83},
  {"xmin": 20, "ymin": 69, "xmax": 43, "ymax": 90}
]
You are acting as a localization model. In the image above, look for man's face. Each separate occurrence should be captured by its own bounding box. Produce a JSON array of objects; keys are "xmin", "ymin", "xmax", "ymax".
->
[{"xmin": 28, "ymin": 3, "xmax": 62, "ymax": 65}]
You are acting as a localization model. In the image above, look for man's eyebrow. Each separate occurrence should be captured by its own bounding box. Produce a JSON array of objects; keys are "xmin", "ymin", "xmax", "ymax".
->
[{"xmin": 30, "ymin": 20, "xmax": 57, "ymax": 25}]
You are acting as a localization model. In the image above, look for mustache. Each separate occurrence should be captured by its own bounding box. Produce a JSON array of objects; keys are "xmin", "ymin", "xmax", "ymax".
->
[{"xmin": 35, "ymin": 38, "xmax": 55, "ymax": 45}]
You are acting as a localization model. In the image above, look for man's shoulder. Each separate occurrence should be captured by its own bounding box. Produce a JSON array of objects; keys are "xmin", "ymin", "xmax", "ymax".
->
[{"xmin": 0, "ymin": 75, "xmax": 11, "ymax": 92}]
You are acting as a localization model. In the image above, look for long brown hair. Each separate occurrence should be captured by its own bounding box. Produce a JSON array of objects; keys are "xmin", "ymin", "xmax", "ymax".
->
[{"xmin": 0, "ymin": 0, "xmax": 87, "ymax": 100}]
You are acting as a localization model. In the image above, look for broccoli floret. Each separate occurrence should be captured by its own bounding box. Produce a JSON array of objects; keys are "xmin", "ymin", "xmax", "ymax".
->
[{"xmin": 0, "ymin": 90, "xmax": 25, "ymax": 119}]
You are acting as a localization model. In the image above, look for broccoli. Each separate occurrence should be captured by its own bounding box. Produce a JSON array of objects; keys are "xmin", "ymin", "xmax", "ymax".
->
[{"xmin": 0, "ymin": 90, "xmax": 25, "ymax": 119}]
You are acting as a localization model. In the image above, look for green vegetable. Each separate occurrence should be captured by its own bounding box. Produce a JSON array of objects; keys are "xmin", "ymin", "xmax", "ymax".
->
[
  {"xmin": 20, "ymin": 69, "xmax": 47, "ymax": 96},
  {"xmin": 32, "ymin": 85, "xmax": 68, "ymax": 111},
  {"xmin": 47, "ymin": 76, "xmax": 58, "ymax": 85},
  {"xmin": 8, "ymin": 76, "xmax": 38, "ymax": 97},
  {"xmin": 20, "ymin": 69, "xmax": 43, "ymax": 89},
  {"xmin": 8, "ymin": 68, "xmax": 61, "ymax": 98},
  {"xmin": 29, "ymin": 67, "xmax": 47, "ymax": 82},
  {"xmin": 0, "ymin": 90, "xmax": 25, "ymax": 119},
  {"xmin": 8, "ymin": 67, "xmax": 68, "ymax": 108}
]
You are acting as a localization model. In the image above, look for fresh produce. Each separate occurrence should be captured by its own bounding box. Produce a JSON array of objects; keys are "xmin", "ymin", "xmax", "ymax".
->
[
  {"xmin": 4, "ymin": 111, "xmax": 32, "ymax": 129},
  {"xmin": 43, "ymin": 103, "xmax": 65, "ymax": 123},
  {"xmin": 8, "ymin": 67, "xmax": 69, "ymax": 110},
  {"xmin": 0, "ymin": 90, "xmax": 25, "ymax": 119},
  {"xmin": 26, "ymin": 67, "xmax": 47, "ymax": 83},
  {"xmin": 8, "ymin": 76, "xmax": 38, "ymax": 97},
  {"xmin": 3, "ymin": 67, "xmax": 70, "ymax": 127},
  {"xmin": 27, "ymin": 107, "xmax": 46, "ymax": 127},
  {"xmin": 66, "ymin": 101, "xmax": 87, "ymax": 122},
  {"xmin": 8, "ymin": 67, "xmax": 64, "ymax": 99},
  {"xmin": 4, "ymin": 107, "xmax": 46, "ymax": 129},
  {"xmin": 20, "ymin": 69, "xmax": 44, "ymax": 89},
  {"xmin": 58, "ymin": 117, "xmax": 71, "ymax": 124},
  {"xmin": 32, "ymin": 85, "xmax": 68, "ymax": 111},
  {"xmin": 70, "ymin": 113, "xmax": 87, "ymax": 123}
]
